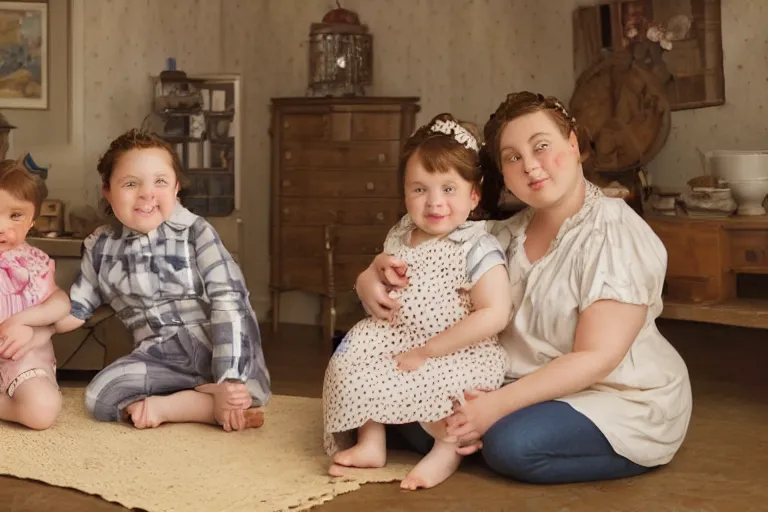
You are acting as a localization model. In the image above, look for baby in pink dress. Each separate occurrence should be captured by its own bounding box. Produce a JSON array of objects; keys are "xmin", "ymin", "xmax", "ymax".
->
[{"xmin": 0, "ymin": 159, "xmax": 71, "ymax": 430}]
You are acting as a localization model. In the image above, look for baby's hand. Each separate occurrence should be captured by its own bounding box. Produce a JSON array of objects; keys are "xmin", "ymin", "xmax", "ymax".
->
[
  {"xmin": 0, "ymin": 321, "xmax": 35, "ymax": 360},
  {"xmin": 222, "ymin": 380, "xmax": 253, "ymax": 409},
  {"xmin": 217, "ymin": 408, "xmax": 247, "ymax": 432},
  {"xmin": 211, "ymin": 381, "xmax": 251, "ymax": 411},
  {"xmin": 394, "ymin": 347, "xmax": 428, "ymax": 372}
]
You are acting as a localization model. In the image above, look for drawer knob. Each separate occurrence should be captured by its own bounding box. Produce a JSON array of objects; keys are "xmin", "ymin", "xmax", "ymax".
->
[
  {"xmin": 282, "ymin": 207, "xmax": 290, "ymax": 215},
  {"xmin": 329, "ymin": 210, "xmax": 338, "ymax": 219},
  {"xmin": 284, "ymin": 151, "xmax": 292, "ymax": 160},
  {"xmin": 282, "ymin": 179, "xmax": 292, "ymax": 187},
  {"xmin": 745, "ymin": 249, "xmax": 759, "ymax": 262},
  {"xmin": 375, "ymin": 212, "xmax": 384, "ymax": 221},
  {"xmin": 377, "ymin": 153, "xmax": 386, "ymax": 163},
  {"xmin": 374, "ymin": 246, "xmax": 381, "ymax": 253},
  {"xmin": 366, "ymin": 182, "xmax": 375, "ymax": 191},
  {"xmin": 283, "ymin": 121, "xmax": 290, "ymax": 129}
]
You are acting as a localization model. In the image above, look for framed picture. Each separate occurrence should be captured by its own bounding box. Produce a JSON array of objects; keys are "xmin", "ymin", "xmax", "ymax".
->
[
  {"xmin": 0, "ymin": 1, "xmax": 47, "ymax": 109},
  {"xmin": 573, "ymin": 0, "xmax": 724, "ymax": 111}
]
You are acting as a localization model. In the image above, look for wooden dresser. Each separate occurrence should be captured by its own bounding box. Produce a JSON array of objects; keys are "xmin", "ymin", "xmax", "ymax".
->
[
  {"xmin": 645, "ymin": 214, "xmax": 768, "ymax": 329},
  {"xmin": 269, "ymin": 97, "xmax": 420, "ymax": 343}
]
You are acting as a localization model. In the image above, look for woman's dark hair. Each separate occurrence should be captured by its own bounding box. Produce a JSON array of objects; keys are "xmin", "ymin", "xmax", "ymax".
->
[{"xmin": 477, "ymin": 91, "xmax": 593, "ymax": 219}]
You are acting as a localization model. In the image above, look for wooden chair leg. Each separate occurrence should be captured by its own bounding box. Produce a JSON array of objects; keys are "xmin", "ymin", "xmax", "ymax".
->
[
  {"xmin": 322, "ymin": 296, "xmax": 336, "ymax": 356},
  {"xmin": 271, "ymin": 290, "xmax": 280, "ymax": 333},
  {"xmin": 323, "ymin": 224, "xmax": 337, "ymax": 356}
]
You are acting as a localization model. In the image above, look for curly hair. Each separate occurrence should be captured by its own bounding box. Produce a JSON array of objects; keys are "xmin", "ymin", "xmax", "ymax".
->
[
  {"xmin": 399, "ymin": 113, "xmax": 483, "ymax": 194},
  {"xmin": 477, "ymin": 92, "xmax": 592, "ymax": 217},
  {"xmin": 0, "ymin": 159, "xmax": 46, "ymax": 217},
  {"xmin": 97, "ymin": 128, "xmax": 189, "ymax": 215}
]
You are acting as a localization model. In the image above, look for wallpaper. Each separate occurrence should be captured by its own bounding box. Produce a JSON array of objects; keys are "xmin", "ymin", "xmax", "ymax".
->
[
  {"xmin": 219, "ymin": 0, "xmax": 583, "ymax": 321},
  {"xmin": 39, "ymin": 0, "xmax": 768, "ymax": 323},
  {"xmin": 648, "ymin": 1, "xmax": 768, "ymax": 188},
  {"xmin": 81, "ymin": 0, "xmax": 223, "ymax": 205}
]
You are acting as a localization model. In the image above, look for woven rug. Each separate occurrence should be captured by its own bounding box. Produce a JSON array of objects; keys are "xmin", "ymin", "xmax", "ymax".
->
[{"xmin": 0, "ymin": 388, "xmax": 419, "ymax": 511}]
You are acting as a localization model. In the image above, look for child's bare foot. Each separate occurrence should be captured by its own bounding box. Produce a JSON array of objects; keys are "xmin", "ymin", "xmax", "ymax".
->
[
  {"xmin": 327, "ymin": 463, "xmax": 347, "ymax": 477},
  {"xmin": 244, "ymin": 407, "xmax": 265, "ymax": 428},
  {"xmin": 328, "ymin": 420, "xmax": 386, "ymax": 476},
  {"xmin": 125, "ymin": 397, "xmax": 164, "ymax": 429},
  {"xmin": 400, "ymin": 439, "xmax": 462, "ymax": 490},
  {"xmin": 331, "ymin": 441, "xmax": 387, "ymax": 470}
]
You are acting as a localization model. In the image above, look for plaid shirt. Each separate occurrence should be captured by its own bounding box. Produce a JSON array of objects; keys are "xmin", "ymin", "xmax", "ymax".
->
[{"xmin": 69, "ymin": 204, "xmax": 268, "ymax": 385}]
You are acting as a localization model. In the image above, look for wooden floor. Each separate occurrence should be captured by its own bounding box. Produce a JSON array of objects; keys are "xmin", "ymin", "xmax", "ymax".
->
[{"xmin": 2, "ymin": 319, "xmax": 767, "ymax": 512}]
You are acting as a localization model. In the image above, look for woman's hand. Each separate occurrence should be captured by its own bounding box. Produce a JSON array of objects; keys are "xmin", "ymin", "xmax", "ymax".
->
[
  {"xmin": 372, "ymin": 253, "xmax": 409, "ymax": 288},
  {"xmin": 445, "ymin": 389, "xmax": 503, "ymax": 455},
  {"xmin": 355, "ymin": 254, "xmax": 409, "ymax": 321}
]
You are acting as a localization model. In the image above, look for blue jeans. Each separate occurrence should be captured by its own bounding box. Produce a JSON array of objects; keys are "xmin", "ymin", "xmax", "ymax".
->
[{"xmin": 396, "ymin": 400, "xmax": 653, "ymax": 484}]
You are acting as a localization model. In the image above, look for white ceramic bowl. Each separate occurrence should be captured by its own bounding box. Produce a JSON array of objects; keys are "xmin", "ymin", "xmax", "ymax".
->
[
  {"xmin": 725, "ymin": 179, "xmax": 768, "ymax": 215},
  {"xmin": 708, "ymin": 150, "xmax": 768, "ymax": 182}
]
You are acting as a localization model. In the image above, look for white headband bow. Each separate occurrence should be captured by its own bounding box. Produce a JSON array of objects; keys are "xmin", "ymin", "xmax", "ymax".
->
[{"xmin": 429, "ymin": 120, "xmax": 479, "ymax": 152}]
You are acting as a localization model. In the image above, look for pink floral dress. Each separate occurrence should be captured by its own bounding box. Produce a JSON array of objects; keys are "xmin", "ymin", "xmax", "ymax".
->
[{"xmin": 0, "ymin": 243, "xmax": 58, "ymax": 397}]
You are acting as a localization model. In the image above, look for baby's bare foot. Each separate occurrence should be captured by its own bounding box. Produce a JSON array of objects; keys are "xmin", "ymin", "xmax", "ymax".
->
[
  {"xmin": 327, "ymin": 463, "xmax": 347, "ymax": 477},
  {"xmin": 125, "ymin": 397, "xmax": 164, "ymax": 429},
  {"xmin": 331, "ymin": 442, "xmax": 387, "ymax": 471},
  {"xmin": 400, "ymin": 440, "xmax": 462, "ymax": 490},
  {"xmin": 244, "ymin": 408, "xmax": 265, "ymax": 428}
]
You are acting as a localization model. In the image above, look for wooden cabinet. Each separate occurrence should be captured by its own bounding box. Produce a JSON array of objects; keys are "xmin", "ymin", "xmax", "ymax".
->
[
  {"xmin": 269, "ymin": 97, "xmax": 420, "ymax": 342},
  {"xmin": 153, "ymin": 73, "xmax": 244, "ymax": 266},
  {"xmin": 645, "ymin": 215, "xmax": 768, "ymax": 329}
]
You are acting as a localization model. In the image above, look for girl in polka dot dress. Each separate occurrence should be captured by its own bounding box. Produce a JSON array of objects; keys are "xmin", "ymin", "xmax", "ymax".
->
[{"xmin": 323, "ymin": 114, "xmax": 511, "ymax": 490}]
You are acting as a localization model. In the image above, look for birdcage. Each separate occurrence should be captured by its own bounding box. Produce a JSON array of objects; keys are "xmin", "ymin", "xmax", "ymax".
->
[{"xmin": 307, "ymin": 20, "xmax": 373, "ymax": 97}]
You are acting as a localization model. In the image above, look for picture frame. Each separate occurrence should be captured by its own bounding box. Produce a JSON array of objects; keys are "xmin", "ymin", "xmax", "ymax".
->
[
  {"xmin": 573, "ymin": 0, "xmax": 724, "ymax": 111},
  {"xmin": 0, "ymin": 1, "xmax": 47, "ymax": 109}
]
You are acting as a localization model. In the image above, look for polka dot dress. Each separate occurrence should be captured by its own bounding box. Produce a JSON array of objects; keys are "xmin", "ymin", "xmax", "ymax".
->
[{"xmin": 323, "ymin": 220, "xmax": 508, "ymax": 455}]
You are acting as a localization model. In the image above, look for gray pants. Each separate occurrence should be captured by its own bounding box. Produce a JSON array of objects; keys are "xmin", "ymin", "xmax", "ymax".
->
[{"xmin": 85, "ymin": 329, "xmax": 263, "ymax": 422}]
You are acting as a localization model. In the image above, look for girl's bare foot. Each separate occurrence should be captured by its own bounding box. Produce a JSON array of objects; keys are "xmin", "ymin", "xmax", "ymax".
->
[
  {"xmin": 125, "ymin": 397, "xmax": 163, "ymax": 429},
  {"xmin": 332, "ymin": 441, "xmax": 387, "ymax": 469},
  {"xmin": 328, "ymin": 420, "xmax": 386, "ymax": 476},
  {"xmin": 400, "ymin": 439, "xmax": 462, "ymax": 490}
]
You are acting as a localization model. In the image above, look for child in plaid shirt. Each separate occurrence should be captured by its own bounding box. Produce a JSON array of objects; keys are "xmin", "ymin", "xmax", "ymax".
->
[{"xmin": 56, "ymin": 129, "xmax": 271, "ymax": 431}]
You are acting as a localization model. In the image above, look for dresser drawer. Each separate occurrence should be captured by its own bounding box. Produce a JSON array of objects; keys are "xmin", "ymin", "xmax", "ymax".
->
[
  {"xmin": 280, "ymin": 170, "xmax": 400, "ymax": 198},
  {"xmin": 280, "ymin": 113, "xmax": 330, "ymax": 140},
  {"xmin": 728, "ymin": 230, "xmax": 768, "ymax": 272},
  {"xmin": 281, "ymin": 141, "xmax": 400, "ymax": 168},
  {"xmin": 280, "ymin": 255, "xmax": 372, "ymax": 293},
  {"xmin": 281, "ymin": 225, "xmax": 390, "ymax": 257},
  {"xmin": 279, "ymin": 198, "xmax": 403, "ymax": 226},
  {"xmin": 350, "ymin": 112, "xmax": 402, "ymax": 140}
]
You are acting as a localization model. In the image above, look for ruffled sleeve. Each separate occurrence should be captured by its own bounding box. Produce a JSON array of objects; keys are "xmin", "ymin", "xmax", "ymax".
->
[
  {"xmin": 0, "ymin": 244, "xmax": 56, "ymax": 307},
  {"xmin": 466, "ymin": 233, "xmax": 506, "ymax": 287},
  {"xmin": 448, "ymin": 221, "xmax": 506, "ymax": 288},
  {"xmin": 578, "ymin": 203, "xmax": 667, "ymax": 312}
]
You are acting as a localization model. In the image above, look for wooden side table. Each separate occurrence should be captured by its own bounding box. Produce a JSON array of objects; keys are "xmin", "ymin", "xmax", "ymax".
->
[{"xmin": 645, "ymin": 215, "xmax": 768, "ymax": 329}]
